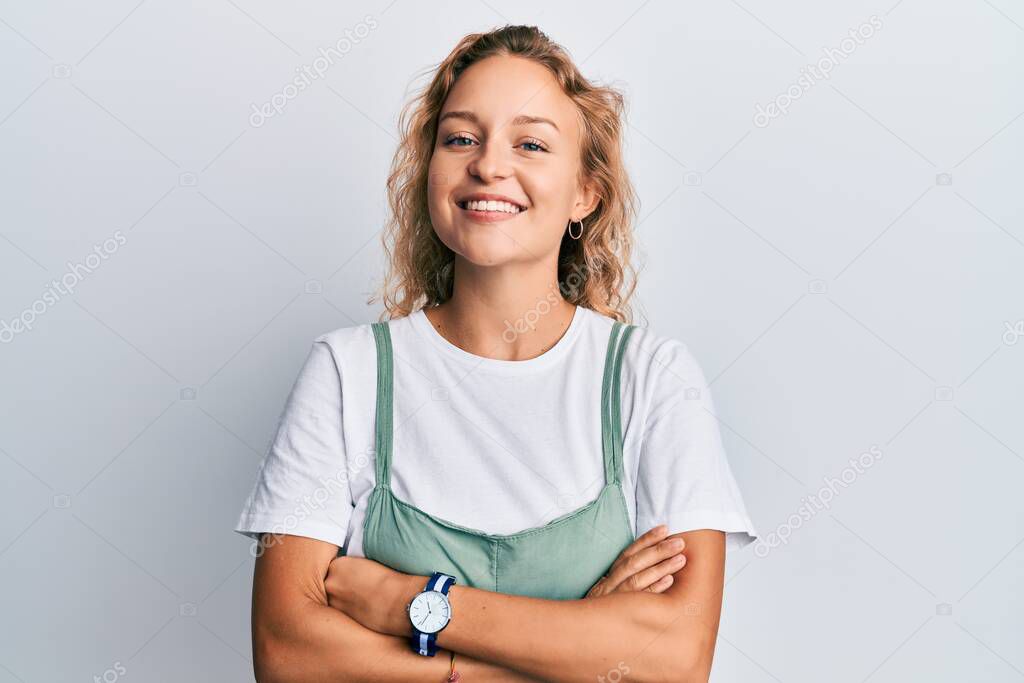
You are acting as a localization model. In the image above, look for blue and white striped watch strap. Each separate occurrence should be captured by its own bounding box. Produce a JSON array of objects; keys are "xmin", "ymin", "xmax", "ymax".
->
[
  {"xmin": 410, "ymin": 571, "xmax": 456, "ymax": 657},
  {"xmin": 427, "ymin": 572, "xmax": 454, "ymax": 595}
]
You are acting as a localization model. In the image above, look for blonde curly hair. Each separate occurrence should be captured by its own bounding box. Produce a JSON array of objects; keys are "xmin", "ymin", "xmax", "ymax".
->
[{"xmin": 370, "ymin": 25, "xmax": 639, "ymax": 323}]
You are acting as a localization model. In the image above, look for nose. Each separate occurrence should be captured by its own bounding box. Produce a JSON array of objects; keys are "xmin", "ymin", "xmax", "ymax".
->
[{"xmin": 466, "ymin": 139, "xmax": 512, "ymax": 183}]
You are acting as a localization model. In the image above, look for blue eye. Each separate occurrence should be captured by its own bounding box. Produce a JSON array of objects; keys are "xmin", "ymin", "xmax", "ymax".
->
[
  {"xmin": 443, "ymin": 135, "xmax": 548, "ymax": 152},
  {"xmin": 446, "ymin": 135, "xmax": 475, "ymax": 147}
]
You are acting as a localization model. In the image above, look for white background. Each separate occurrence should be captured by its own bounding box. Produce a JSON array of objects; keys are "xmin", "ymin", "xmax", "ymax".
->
[{"xmin": 1, "ymin": 1, "xmax": 1022, "ymax": 681}]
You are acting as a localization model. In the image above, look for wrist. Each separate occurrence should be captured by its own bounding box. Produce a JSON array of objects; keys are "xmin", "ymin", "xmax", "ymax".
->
[{"xmin": 390, "ymin": 572, "xmax": 422, "ymax": 637}]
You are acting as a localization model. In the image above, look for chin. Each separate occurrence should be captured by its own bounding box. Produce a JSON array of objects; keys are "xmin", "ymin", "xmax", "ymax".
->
[{"xmin": 441, "ymin": 228, "xmax": 527, "ymax": 266}]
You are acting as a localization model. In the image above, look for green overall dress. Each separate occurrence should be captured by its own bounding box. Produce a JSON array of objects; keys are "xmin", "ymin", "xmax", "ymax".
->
[{"xmin": 362, "ymin": 317, "xmax": 638, "ymax": 600}]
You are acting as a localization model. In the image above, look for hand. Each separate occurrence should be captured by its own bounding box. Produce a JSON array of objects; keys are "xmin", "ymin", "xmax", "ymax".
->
[
  {"xmin": 324, "ymin": 555, "xmax": 413, "ymax": 636},
  {"xmin": 585, "ymin": 524, "xmax": 687, "ymax": 598}
]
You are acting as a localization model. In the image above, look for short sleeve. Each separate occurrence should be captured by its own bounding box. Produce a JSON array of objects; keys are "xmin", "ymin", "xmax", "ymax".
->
[
  {"xmin": 233, "ymin": 338, "xmax": 353, "ymax": 549},
  {"xmin": 635, "ymin": 340, "xmax": 758, "ymax": 552}
]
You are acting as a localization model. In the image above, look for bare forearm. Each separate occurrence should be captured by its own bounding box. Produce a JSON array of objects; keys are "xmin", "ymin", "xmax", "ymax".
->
[
  {"xmin": 384, "ymin": 576, "xmax": 699, "ymax": 683},
  {"xmin": 256, "ymin": 599, "xmax": 443, "ymax": 682},
  {"xmin": 256, "ymin": 600, "xmax": 540, "ymax": 683},
  {"xmin": 441, "ymin": 587, "xmax": 690, "ymax": 682}
]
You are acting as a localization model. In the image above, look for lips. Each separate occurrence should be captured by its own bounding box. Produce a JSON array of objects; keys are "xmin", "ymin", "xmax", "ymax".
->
[{"xmin": 454, "ymin": 199, "xmax": 526, "ymax": 223}]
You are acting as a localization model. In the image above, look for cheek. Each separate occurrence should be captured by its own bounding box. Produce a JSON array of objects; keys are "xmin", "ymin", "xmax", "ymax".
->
[
  {"xmin": 430, "ymin": 141, "xmax": 465, "ymax": 172},
  {"xmin": 525, "ymin": 162, "xmax": 575, "ymax": 210},
  {"xmin": 427, "ymin": 155, "xmax": 458, "ymax": 212},
  {"xmin": 425, "ymin": 184, "xmax": 458, "ymax": 251}
]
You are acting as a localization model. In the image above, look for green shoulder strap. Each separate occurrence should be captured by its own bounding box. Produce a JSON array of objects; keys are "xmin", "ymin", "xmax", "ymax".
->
[
  {"xmin": 601, "ymin": 321, "xmax": 637, "ymax": 486},
  {"xmin": 371, "ymin": 321, "xmax": 394, "ymax": 489}
]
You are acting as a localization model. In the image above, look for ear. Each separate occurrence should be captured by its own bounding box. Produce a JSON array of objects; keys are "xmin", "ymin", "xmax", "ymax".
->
[{"xmin": 571, "ymin": 176, "xmax": 601, "ymax": 222}]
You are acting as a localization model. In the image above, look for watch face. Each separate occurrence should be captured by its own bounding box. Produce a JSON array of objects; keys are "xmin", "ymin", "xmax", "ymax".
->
[{"xmin": 409, "ymin": 590, "xmax": 451, "ymax": 634}]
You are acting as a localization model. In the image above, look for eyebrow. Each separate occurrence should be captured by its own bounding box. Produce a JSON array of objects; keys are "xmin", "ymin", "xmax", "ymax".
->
[{"xmin": 438, "ymin": 110, "xmax": 560, "ymax": 132}]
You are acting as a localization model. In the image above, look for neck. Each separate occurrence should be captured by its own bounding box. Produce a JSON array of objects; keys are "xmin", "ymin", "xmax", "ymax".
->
[{"xmin": 424, "ymin": 284, "xmax": 577, "ymax": 363}]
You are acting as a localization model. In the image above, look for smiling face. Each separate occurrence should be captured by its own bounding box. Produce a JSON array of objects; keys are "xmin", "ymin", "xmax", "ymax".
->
[{"xmin": 427, "ymin": 55, "xmax": 598, "ymax": 267}]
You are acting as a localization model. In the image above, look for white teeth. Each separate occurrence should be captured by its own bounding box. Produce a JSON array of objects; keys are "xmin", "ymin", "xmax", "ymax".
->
[{"xmin": 463, "ymin": 199, "xmax": 522, "ymax": 214}]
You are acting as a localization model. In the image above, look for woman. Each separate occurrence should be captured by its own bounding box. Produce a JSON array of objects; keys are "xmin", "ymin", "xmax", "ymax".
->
[{"xmin": 234, "ymin": 25, "xmax": 757, "ymax": 682}]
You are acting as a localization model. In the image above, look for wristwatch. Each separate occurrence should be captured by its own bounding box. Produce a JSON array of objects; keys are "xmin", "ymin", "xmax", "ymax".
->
[{"xmin": 407, "ymin": 571, "xmax": 456, "ymax": 656}]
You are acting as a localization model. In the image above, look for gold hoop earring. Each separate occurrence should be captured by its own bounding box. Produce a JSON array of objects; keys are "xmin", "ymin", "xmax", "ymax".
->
[{"xmin": 568, "ymin": 219, "xmax": 583, "ymax": 240}]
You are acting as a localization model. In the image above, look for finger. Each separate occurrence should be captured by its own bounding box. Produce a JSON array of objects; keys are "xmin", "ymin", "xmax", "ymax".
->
[
  {"xmin": 603, "ymin": 533, "xmax": 686, "ymax": 592},
  {"xmin": 616, "ymin": 553, "xmax": 686, "ymax": 594},
  {"xmin": 589, "ymin": 571, "xmax": 616, "ymax": 598},
  {"xmin": 598, "ymin": 540, "xmax": 671, "ymax": 593},
  {"xmin": 644, "ymin": 574, "xmax": 674, "ymax": 593},
  {"xmin": 618, "ymin": 524, "xmax": 670, "ymax": 561}
]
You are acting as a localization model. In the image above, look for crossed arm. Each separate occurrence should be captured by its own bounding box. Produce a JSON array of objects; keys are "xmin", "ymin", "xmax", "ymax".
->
[
  {"xmin": 250, "ymin": 528, "xmax": 726, "ymax": 682},
  {"xmin": 250, "ymin": 533, "xmax": 536, "ymax": 682}
]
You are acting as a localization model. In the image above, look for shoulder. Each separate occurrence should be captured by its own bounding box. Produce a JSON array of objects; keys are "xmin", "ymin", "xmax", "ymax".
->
[
  {"xmin": 312, "ymin": 313, "xmax": 411, "ymax": 351},
  {"xmin": 584, "ymin": 309, "xmax": 711, "ymax": 394},
  {"xmin": 312, "ymin": 319, "xmax": 375, "ymax": 351},
  {"xmin": 580, "ymin": 309, "xmax": 721, "ymax": 435},
  {"xmin": 306, "ymin": 313, "xmax": 417, "ymax": 373}
]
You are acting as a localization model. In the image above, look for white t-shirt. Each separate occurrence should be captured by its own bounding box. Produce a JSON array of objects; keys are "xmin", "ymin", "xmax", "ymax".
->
[{"xmin": 234, "ymin": 305, "xmax": 758, "ymax": 556}]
